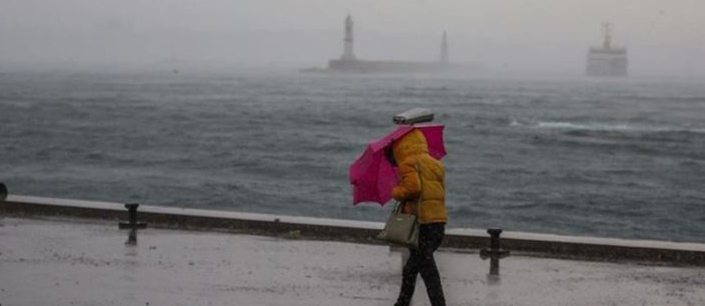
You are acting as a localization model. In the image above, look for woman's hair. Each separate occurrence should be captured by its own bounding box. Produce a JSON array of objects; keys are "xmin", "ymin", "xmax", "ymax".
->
[{"xmin": 385, "ymin": 146, "xmax": 397, "ymax": 166}]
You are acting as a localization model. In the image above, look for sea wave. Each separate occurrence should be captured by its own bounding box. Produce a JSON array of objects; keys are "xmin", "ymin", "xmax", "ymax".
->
[
  {"xmin": 4, "ymin": 72, "xmax": 705, "ymax": 243},
  {"xmin": 534, "ymin": 121, "xmax": 705, "ymax": 134},
  {"xmin": 616, "ymin": 94, "xmax": 705, "ymax": 103}
]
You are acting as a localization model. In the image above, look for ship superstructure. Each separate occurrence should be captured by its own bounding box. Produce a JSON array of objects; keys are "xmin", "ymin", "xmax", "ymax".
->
[{"xmin": 586, "ymin": 22, "xmax": 628, "ymax": 77}]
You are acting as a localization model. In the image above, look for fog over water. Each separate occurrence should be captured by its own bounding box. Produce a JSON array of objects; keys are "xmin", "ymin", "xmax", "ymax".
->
[{"xmin": 1, "ymin": 0, "xmax": 705, "ymax": 76}]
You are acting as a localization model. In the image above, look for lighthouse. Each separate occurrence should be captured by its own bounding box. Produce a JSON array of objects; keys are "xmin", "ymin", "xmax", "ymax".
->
[
  {"xmin": 341, "ymin": 14, "xmax": 356, "ymax": 61},
  {"xmin": 440, "ymin": 31, "xmax": 449, "ymax": 63},
  {"xmin": 324, "ymin": 15, "xmax": 468, "ymax": 74}
]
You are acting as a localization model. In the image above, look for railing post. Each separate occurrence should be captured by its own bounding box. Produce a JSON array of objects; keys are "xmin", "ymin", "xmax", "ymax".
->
[
  {"xmin": 119, "ymin": 203, "xmax": 147, "ymax": 229},
  {"xmin": 480, "ymin": 228, "xmax": 510, "ymax": 277},
  {"xmin": 119, "ymin": 203, "xmax": 147, "ymax": 246}
]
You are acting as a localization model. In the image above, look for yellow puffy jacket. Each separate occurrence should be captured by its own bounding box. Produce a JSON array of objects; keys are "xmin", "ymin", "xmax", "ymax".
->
[{"xmin": 391, "ymin": 129, "xmax": 447, "ymax": 224}]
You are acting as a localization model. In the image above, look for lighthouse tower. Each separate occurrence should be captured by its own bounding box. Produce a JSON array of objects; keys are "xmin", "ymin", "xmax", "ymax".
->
[
  {"xmin": 341, "ymin": 14, "xmax": 356, "ymax": 61},
  {"xmin": 440, "ymin": 31, "xmax": 449, "ymax": 63}
]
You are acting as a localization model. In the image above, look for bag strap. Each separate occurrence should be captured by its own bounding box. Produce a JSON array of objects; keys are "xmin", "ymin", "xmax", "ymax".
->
[{"xmin": 393, "ymin": 201, "xmax": 403, "ymax": 213}]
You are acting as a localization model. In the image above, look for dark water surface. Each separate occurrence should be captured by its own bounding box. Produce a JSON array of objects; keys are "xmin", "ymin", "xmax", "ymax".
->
[{"xmin": 2, "ymin": 70, "xmax": 705, "ymax": 243}]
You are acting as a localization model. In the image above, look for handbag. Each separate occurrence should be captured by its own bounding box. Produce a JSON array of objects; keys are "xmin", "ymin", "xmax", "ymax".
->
[
  {"xmin": 377, "ymin": 200, "xmax": 420, "ymax": 249},
  {"xmin": 377, "ymin": 161, "xmax": 423, "ymax": 249}
]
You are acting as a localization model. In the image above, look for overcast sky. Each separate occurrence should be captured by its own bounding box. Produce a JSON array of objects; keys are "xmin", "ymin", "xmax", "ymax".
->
[{"xmin": 1, "ymin": 0, "xmax": 703, "ymax": 76}]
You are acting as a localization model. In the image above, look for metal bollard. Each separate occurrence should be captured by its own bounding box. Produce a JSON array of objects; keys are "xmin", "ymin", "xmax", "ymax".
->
[
  {"xmin": 126, "ymin": 229, "xmax": 138, "ymax": 245},
  {"xmin": 119, "ymin": 203, "xmax": 147, "ymax": 229},
  {"xmin": 480, "ymin": 228, "xmax": 510, "ymax": 276},
  {"xmin": 0, "ymin": 182, "xmax": 7, "ymax": 201}
]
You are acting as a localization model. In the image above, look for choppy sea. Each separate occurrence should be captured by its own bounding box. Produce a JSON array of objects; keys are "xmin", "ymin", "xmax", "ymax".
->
[{"xmin": 2, "ymin": 70, "xmax": 704, "ymax": 243}]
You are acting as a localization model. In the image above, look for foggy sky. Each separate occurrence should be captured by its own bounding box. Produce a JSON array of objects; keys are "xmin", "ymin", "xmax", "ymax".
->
[{"xmin": 1, "ymin": 0, "xmax": 704, "ymax": 76}]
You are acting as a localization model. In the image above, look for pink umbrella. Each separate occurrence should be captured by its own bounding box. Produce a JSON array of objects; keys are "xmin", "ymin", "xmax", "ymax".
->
[{"xmin": 349, "ymin": 124, "xmax": 446, "ymax": 205}]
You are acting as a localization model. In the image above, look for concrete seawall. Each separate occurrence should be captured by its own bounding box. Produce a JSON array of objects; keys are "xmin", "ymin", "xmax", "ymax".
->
[{"xmin": 2, "ymin": 195, "xmax": 705, "ymax": 266}]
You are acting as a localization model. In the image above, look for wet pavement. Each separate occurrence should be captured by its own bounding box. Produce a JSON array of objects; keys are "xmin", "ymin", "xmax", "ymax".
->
[{"xmin": 1, "ymin": 217, "xmax": 704, "ymax": 306}]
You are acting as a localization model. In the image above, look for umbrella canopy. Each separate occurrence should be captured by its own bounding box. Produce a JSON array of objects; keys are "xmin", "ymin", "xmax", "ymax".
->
[{"xmin": 349, "ymin": 124, "xmax": 446, "ymax": 205}]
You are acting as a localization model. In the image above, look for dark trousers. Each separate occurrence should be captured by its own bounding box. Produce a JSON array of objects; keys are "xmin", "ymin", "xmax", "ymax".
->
[{"xmin": 395, "ymin": 223, "xmax": 446, "ymax": 306}]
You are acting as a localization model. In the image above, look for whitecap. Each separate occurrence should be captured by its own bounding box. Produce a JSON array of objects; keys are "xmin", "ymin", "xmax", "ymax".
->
[{"xmin": 535, "ymin": 121, "xmax": 705, "ymax": 134}]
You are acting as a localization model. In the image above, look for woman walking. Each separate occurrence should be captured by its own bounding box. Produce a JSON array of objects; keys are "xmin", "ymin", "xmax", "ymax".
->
[{"xmin": 388, "ymin": 128, "xmax": 447, "ymax": 306}]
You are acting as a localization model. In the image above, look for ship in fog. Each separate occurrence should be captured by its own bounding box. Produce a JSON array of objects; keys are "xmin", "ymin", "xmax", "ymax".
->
[
  {"xmin": 304, "ymin": 15, "xmax": 469, "ymax": 74},
  {"xmin": 586, "ymin": 22, "xmax": 628, "ymax": 77}
]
